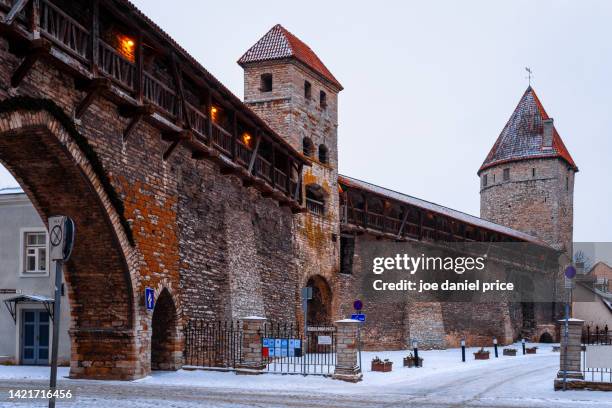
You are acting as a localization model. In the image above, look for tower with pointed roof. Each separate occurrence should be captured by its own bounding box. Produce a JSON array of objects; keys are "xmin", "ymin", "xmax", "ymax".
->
[
  {"xmin": 239, "ymin": 25, "xmax": 343, "ymax": 320},
  {"xmin": 479, "ymin": 86, "xmax": 578, "ymax": 254}
]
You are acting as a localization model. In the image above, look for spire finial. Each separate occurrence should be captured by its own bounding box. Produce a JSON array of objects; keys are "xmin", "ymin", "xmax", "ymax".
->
[{"xmin": 525, "ymin": 67, "xmax": 533, "ymax": 87}]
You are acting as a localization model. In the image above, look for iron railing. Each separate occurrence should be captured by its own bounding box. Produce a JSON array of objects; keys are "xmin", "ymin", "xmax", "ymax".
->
[{"xmin": 184, "ymin": 320, "xmax": 242, "ymax": 368}]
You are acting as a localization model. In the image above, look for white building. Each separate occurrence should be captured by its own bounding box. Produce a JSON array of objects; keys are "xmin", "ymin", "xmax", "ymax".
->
[{"xmin": 0, "ymin": 187, "xmax": 71, "ymax": 365}]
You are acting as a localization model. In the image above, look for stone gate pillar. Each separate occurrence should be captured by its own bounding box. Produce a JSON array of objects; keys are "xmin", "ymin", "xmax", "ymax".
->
[
  {"xmin": 333, "ymin": 319, "xmax": 362, "ymax": 382},
  {"xmin": 236, "ymin": 316, "xmax": 266, "ymax": 374},
  {"xmin": 556, "ymin": 318, "xmax": 584, "ymax": 383}
]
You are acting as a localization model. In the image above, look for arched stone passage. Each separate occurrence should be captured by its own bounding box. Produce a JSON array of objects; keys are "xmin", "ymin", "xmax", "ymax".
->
[
  {"xmin": 306, "ymin": 275, "xmax": 332, "ymax": 324},
  {"xmin": 0, "ymin": 103, "xmax": 142, "ymax": 379},
  {"xmin": 151, "ymin": 288, "xmax": 182, "ymax": 371}
]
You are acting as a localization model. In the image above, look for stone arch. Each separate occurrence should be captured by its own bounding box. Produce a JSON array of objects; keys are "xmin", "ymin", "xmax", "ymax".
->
[
  {"xmin": 539, "ymin": 331, "xmax": 553, "ymax": 343},
  {"xmin": 306, "ymin": 275, "xmax": 333, "ymax": 324},
  {"xmin": 151, "ymin": 287, "xmax": 182, "ymax": 371},
  {"xmin": 0, "ymin": 99, "xmax": 142, "ymax": 379}
]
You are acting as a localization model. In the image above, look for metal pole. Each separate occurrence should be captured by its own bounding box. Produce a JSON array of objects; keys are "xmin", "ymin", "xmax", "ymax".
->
[
  {"xmin": 461, "ymin": 339, "xmax": 466, "ymax": 362},
  {"xmin": 302, "ymin": 295, "xmax": 307, "ymax": 375},
  {"xmin": 49, "ymin": 260, "xmax": 63, "ymax": 408},
  {"xmin": 562, "ymin": 287, "xmax": 571, "ymax": 391},
  {"xmin": 493, "ymin": 337, "xmax": 498, "ymax": 358}
]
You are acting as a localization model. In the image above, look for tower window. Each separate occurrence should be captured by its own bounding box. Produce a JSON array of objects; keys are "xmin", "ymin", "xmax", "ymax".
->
[
  {"xmin": 303, "ymin": 137, "xmax": 314, "ymax": 157},
  {"xmin": 532, "ymin": 168, "xmax": 536, "ymax": 178},
  {"xmin": 503, "ymin": 168, "xmax": 510, "ymax": 181},
  {"xmin": 340, "ymin": 235, "xmax": 355, "ymax": 274},
  {"xmin": 320, "ymin": 90, "xmax": 327, "ymax": 108},
  {"xmin": 260, "ymin": 73, "xmax": 272, "ymax": 92},
  {"xmin": 306, "ymin": 184, "xmax": 325, "ymax": 215},
  {"xmin": 566, "ymin": 175, "xmax": 569, "ymax": 191},
  {"xmin": 319, "ymin": 144, "xmax": 329, "ymax": 164},
  {"xmin": 493, "ymin": 174, "xmax": 496, "ymax": 183},
  {"xmin": 482, "ymin": 174, "xmax": 488, "ymax": 187},
  {"xmin": 304, "ymin": 80, "xmax": 312, "ymax": 99}
]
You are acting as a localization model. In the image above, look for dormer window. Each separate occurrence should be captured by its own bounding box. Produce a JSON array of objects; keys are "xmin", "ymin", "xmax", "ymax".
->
[
  {"xmin": 260, "ymin": 73, "xmax": 272, "ymax": 92},
  {"xmin": 304, "ymin": 80, "xmax": 312, "ymax": 99},
  {"xmin": 319, "ymin": 90, "xmax": 327, "ymax": 108}
]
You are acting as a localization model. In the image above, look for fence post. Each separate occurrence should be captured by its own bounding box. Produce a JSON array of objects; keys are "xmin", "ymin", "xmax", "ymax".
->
[
  {"xmin": 555, "ymin": 318, "xmax": 584, "ymax": 387},
  {"xmin": 333, "ymin": 319, "xmax": 362, "ymax": 382},
  {"xmin": 236, "ymin": 316, "xmax": 266, "ymax": 375}
]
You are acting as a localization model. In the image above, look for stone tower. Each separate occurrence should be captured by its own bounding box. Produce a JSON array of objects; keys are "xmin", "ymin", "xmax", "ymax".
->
[{"xmin": 239, "ymin": 25, "xmax": 343, "ymax": 322}]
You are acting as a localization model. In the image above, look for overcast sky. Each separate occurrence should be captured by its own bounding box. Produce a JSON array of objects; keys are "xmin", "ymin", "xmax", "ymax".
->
[{"xmin": 1, "ymin": 0, "xmax": 610, "ymax": 242}]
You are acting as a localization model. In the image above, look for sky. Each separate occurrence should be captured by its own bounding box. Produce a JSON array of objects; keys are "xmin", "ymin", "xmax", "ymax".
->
[{"xmin": 1, "ymin": 0, "xmax": 610, "ymax": 242}]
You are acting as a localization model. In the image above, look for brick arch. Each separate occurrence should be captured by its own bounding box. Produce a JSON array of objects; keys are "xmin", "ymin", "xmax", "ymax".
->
[
  {"xmin": 305, "ymin": 274, "xmax": 333, "ymax": 324},
  {"xmin": 150, "ymin": 286, "xmax": 183, "ymax": 371},
  {"xmin": 0, "ymin": 102, "xmax": 144, "ymax": 380}
]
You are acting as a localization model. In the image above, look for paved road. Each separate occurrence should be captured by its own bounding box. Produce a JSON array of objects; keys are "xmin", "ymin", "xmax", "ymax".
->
[{"xmin": 0, "ymin": 357, "xmax": 609, "ymax": 408}]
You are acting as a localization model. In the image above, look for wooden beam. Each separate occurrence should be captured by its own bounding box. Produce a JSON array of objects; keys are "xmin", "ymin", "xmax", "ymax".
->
[
  {"xmin": 205, "ymin": 90, "xmax": 212, "ymax": 145},
  {"xmin": 170, "ymin": 52, "xmax": 190, "ymax": 129},
  {"xmin": 10, "ymin": 38, "xmax": 49, "ymax": 88},
  {"xmin": 231, "ymin": 110, "xmax": 238, "ymax": 161},
  {"xmin": 418, "ymin": 210, "xmax": 424, "ymax": 240},
  {"xmin": 162, "ymin": 130, "xmax": 191, "ymax": 161},
  {"xmin": 90, "ymin": 0, "xmax": 99, "ymax": 74},
  {"xmin": 294, "ymin": 163, "xmax": 303, "ymax": 202},
  {"xmin": 135, "ymin": 30, "xmax": 143, "ymax": 102},
  {"xmin": 28, "ymin": 0, "xmax": 39, "ymax": 37},
  {"xmin": 122, "ymin": 104, "xmax": 154, "ymax": 142},
  {"xmin": 397, "ymin": 207, "xmax": 409, "ymax": 238},
  {"xmin": 75, "ymin": 78, "xmax": 110, "ymax": 119},
  {"xmin": 3, "ymin": 0, "xmax": 29, "ymax": 25},
  {"xmin": 248, "ymin": 130, "xmax": 261, "ymax": 174}
]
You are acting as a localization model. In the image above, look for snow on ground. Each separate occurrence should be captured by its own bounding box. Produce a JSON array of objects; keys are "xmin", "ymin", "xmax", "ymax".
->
[{"xmin": 1, "ymin": 342, "xmax": 611, "ymax": 407}]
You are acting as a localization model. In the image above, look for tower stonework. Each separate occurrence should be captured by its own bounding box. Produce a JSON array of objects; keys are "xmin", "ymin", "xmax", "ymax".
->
[
  {"xmin": 239, "ymin": 25, "xmax": 343, "ymax": 322},
  {"xmin": 479, "ymin": 87, "xmax": 578, "ymax": 254}
]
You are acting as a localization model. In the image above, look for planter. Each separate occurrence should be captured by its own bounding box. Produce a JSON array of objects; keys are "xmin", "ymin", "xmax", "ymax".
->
[
  {"xmin": 371, "ymin": 358, "xmax": 393, "ymax": 372},
  {"xmin": 474, "ymin": 349, "xmax": 490, "ymax": 360},
  {"xmin": 526, "ymin": 347, "xmax": 537, "ymax": 354},
  {"xmin": 403, "ymin": 355, "xmax": 424, "ymax": 368},
  {"xmin": 503, "ymin": 348, "xmax": 517, "ymax": 356}
]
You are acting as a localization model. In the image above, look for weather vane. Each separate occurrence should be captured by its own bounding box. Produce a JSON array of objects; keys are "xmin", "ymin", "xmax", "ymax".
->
[{"xmin": 525, "ymin": 67, "xmax": 533, "ymax": 86}]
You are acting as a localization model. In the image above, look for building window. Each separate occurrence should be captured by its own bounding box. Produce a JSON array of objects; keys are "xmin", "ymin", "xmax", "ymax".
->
[
  {"xmin": 306, "ymin": 184, "xmax": 325, "ymax": 216},
  {"xmin": 319, "ymin": 90, "xmax": 327, "ymax": 108},
  {"xmin": 303, "ymin": 137, "xmax": 314, "ymax": 157},
  {"xmin": 340, "ymin": 235, "xmax": 355, "ymax": 274},
  {"xmin": 566, "ymin": 175, "xmax": 569, "ymax": 191},
  {"xmin": 21, "ymin": 230, "xmax": 48, "ymax": 275},
  {"xmin": 532, "ymin": 168, "xmax": 536, "ymax": 178},
  {"xmin": 482, "ymin": 174, "xmax": 488, "ymax": 187},
  {"xmin": 493, "ymin": 174, "xmax": 496, "ymax": 183},
  {"xmin": 260, "ymin": 73, "xmax": 272, "ymax": 92},
  {"xmin": 503, "ymin": 168, "xmax": 510, "ymax": 181},
  {"xmin": 304, "ymin": 80, "xmax": 312, "ymax": 99},
  {"xmin": 319, "ymin": 144, "xmax": 328, "ymax": 164}
]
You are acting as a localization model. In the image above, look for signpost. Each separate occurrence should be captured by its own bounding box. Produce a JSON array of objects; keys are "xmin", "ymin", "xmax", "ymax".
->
[
  {"xmin": 48, "ymin": 216, "xmax": 75, "ymax": 408},
  {"xmin": 301, "ymin": 287, "xmax": 312, "ymax": 352},
  {"xmin": 145, "ymin": 287, "xmax": 155, "ymax": 311},
  {"xmin": 562, "ymin": 265, "xmax": 576, "ymax": 391}
]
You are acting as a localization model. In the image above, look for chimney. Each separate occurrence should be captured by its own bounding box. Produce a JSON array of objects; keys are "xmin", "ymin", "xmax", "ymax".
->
[{"xmin": 542, "ymin": 118, "xmax": 554, "ymax": 149}]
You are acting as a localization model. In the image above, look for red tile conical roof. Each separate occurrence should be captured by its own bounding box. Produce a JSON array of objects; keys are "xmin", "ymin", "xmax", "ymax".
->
[
  {"xmin": 238, "ymin": 24, "xmax": 342, "ymax": 90},
  {"xmin": 479, "ymin": 86, "xmax": 577, "ymax": 173}
]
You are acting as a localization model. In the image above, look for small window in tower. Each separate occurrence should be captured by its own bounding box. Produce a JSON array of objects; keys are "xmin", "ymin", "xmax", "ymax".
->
[
  {"xmin": 340, "ymin": 235, "xmax": 355, "ymax": 274},
  {"xmin": 320, "ymin": 90, "xmax": 327, "ymax": 108},
  {"xmin": 304, "ymin": 80, "xmax": 312, "ymax": 99},
  {"xmin": 532, "ymin": 168, "xmax": 536, "ymax": 178},
  {"xmin": 493, "ymin": 174, "xmax": 496, "ymax": 183},
  {"xmin": 566, "ymin": 175, "xmax": 569, "ymax": 191},
  {"xmin": 482, "ymin": 174, "xmax": 488, "ymax": 187},
  {"xmin": 503, "ymin": 168, "xmax": 510, "ymax": 181},
  {"xmin": 260, "ymin": 73, "xmax": 272, "ymax": 92},
  {"xmin": 303, "ymin": 137, "xmax": 314, "ymax": 157},
  {"xmin": 319, "ymin": 144, "xmax": 329, "ymax": 164}
]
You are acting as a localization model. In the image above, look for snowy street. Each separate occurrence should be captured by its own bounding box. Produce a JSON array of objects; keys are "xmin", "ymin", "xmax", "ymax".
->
[{"xmin": 0, "ymin": 344, "xmax": 610, "ymax": 407}]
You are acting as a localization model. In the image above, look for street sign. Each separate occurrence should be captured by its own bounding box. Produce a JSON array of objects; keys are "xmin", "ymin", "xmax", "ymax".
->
[
  {"xmin": 351, "ymin": 313, "xmax": 366, "ymax": 322},
  {"xmin": 49, "ymin": 216, "xmax": 75, "ymax": 261},
  {"xmin": 565, "ymin": 265, "xmax": 577, "ymax": 279},
  {"xmin": 353, "ymin": 299, "xmax": 363, "ymax": 311},
  {"xmin": 145, "ymin": 287, "xmax": 155, "ymax": 310},
  {"xmin": 318, "ymin": 335, "xmax": 332, "ymax": 345}
]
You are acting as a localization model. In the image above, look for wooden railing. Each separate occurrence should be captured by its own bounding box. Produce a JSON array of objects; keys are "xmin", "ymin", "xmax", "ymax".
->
[
  {"xmin": 254, "ymin": 156, "xmax": 272, "ymax": 182},
  {"xmin": 98, "ymin": 40, "xmax": 135, "ymax": 90},
  {"xmin": 211, "ymin": 123, "xmax": 232, "ymax": 155},
  {"xmin": 39, "ymin": 0, "xmax": 89, "ymax": 60},
  {"xmin": 0, "ymin": 0, "xmax": 303, "ymax": 204},
  {"xmin": 186, "ymin": 103, "xmax": 207, "ymax": 141},
  {"xmin": 274, "ymin": 168, "xmax": 287, "ymax": 192},
  {"xmin": 143, "ymin": 71, "xmax": 177, "ymax": 117}
]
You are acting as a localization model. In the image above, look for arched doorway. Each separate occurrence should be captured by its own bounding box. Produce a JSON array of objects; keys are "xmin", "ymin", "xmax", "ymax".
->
[
  {"xmin": 0, "ymin": 101, "xmax": 140, "ymax": 379},
  {"xmin": 306, "ymin": 275, "xmax": 332, "ymax": 324},
  {"xmin": 151, "ymin": 288, "xmax": 181, "ymax": 371}
]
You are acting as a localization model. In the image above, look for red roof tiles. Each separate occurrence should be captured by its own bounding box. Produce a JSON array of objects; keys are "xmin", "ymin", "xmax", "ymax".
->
[
  {"xmin": 479, "ymin": 86, "xmax": 577, "ymax": 173},
  {"xmin": 238, "ymin": 24, "xmax": 342, "ymax": 90}
]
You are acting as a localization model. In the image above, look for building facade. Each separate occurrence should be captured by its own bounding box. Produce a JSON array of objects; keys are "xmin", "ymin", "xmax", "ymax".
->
[{"xmin": 0, "ymin": 187, "xmax": 71, "ymax": 365}]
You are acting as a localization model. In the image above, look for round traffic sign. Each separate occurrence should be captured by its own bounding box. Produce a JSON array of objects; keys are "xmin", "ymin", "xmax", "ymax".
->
[
  {"xmin": 565, "ymin": 265, "xmax": 577, "ymax": 279},
  {"xmin": 50, "ymin": 225, "xmax": 63, "ymax": 247},
  {"xmin": 353, "ymin": 299, "xmax": 363, "ymax": 311}
]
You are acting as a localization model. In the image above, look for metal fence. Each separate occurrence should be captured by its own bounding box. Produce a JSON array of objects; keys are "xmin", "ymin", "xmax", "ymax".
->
[
  {"xmin": 582, "ymin": 327, "xmax": 612, "ymax": 383},
  {"xmin": 263, "ymin": 321, "xmax": 337, "ymax": 376},
  {"xmin": 184, "ymin": 320, "xmax": 242, "ymax": 368}
]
